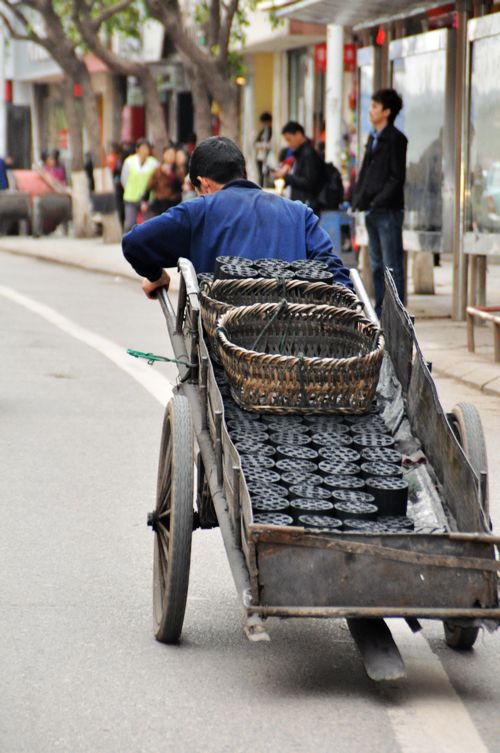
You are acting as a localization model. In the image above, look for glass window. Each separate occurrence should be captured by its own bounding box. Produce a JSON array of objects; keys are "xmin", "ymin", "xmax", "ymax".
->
[
  {"xmin": 392, "ymin": 51, "xmax": 446, "ymax": 231},
  {"xmin": 468, "ymin": 35, "xmax": 500, "ymax": 234}
]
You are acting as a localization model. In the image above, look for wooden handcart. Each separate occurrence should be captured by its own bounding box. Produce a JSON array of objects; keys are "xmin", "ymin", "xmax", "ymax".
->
[{"xmin": 148, "ymin": 258, "xmax": 500, "ymax": 681}]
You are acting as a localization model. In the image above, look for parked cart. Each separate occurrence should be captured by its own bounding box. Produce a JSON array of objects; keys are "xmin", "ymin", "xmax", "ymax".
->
[{"xmin": 144, "ymin": 258, "xmax": 500, "ymax": 681}]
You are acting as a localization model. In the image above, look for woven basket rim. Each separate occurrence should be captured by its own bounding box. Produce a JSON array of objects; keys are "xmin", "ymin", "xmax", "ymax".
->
[
  {"xmin": 216, "ymin": 301, "xmax": 384, "ymax": 368},
  {"xmin": 201, "ymin": 277, "xmax": 360, "ymax": 304}
]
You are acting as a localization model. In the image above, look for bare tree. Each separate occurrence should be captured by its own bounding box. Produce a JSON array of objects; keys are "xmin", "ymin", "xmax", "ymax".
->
[
  {"xmin": 147, "ymin": 0, "xmax": 242, "ymax": 141},
  {"xmin": 0, "ymin": 0, "xmax": 100, "ymax": 235},
  {"xmin": 72, "ymin": 0, "xmax": 169, "ymax": 152}
]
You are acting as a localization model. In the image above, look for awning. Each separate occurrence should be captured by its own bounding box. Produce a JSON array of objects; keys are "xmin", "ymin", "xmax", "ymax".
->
[{"xmin": 273, "ymin": 0, "xmax": 445, "ymax": 27}]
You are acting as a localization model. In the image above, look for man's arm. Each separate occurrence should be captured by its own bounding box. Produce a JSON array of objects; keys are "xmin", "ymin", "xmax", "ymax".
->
[
  {"xmin": 120, "ymin": 157, "xmax": 131, "ymax": 189},
  {"xmin": 122, "ymin": 203, "xmax": 192, "ymax": 284},
  {"xmin": 371, "ymin": 133, "xmax": 407, "ymax": 208},
  {"xmin": 304, "ymin": 208, "xmax": 353, "ymax": 289}
]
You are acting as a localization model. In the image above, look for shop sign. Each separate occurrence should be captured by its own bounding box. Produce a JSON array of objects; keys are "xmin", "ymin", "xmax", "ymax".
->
[
  {"xmin": 314, "ymin": 43, "xmax": 327, "ymax": 74},
  {"xmin": 343, "ymin": 43, "xmax": 356, "ymax": 72},
  {"xmin": 58, "ymin": 129, "xmax": 69, "ymax": 150}
]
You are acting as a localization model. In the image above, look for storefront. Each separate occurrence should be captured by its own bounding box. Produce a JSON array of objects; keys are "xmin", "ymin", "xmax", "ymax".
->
[
  {"xmin": 465, "ymin": 13, "xmax": 500, "ymax": 258},
  {"xmin": 276, "ymin": 0, "xmax": 500, "ymax": 318}
]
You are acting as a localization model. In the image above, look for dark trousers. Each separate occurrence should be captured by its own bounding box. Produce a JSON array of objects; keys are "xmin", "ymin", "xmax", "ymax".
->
[{"xmin": 365, "ymin": 209, "xmax": 405, "ymax": 317}]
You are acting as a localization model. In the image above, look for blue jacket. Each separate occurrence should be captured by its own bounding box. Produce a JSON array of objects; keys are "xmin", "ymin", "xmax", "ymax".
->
[
  {"xmin": 122, "ymin": 179, "xmax": 352, "ymax": 288},
  {"xmin": 0, "ymin": 158, "xmax": 8, "ymax": 190}
]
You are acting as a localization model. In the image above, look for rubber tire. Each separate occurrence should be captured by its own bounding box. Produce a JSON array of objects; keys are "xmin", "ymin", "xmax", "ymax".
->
[
  {"xmin": 449, "ymin": 402, "xmax": 489, "ymax": 517},
  {"xmin": 153, "ymin": 395, "xmax": 194, "ymax": 644},
  {"xmin": 444, "ymin": 402, "xmax": 487, "ymax": 651},
  {"xmin": 443, "ymin": 622, "xmax": 479, "ymax": 650}
]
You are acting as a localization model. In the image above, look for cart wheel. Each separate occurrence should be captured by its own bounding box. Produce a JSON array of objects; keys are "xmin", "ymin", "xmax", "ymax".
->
[
  {"xmin": 449, "ymin": 402, "xmax": 489, "ymax": 517},
  {"xmin": 443, "ymin": 622, "xmax": 479, "ymax": 650},
  {"xmin": 444, "ymin": 402, "xmax": 487, "ymax": 651},
  {"xmin": 151, "ymin": 394, "xmax": 194, "ymax": 644}
]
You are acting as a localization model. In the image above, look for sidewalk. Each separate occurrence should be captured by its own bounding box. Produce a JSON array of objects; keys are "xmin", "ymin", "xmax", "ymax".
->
[{"xmin": 1, "ymin": 235, "xmax": 499, "ymax": 397}]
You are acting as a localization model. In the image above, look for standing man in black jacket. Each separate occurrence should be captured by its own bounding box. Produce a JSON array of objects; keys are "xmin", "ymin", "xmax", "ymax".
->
[
  {"xmin": 273, "ymin": 121, "xmax": 325, "ymax": 212},
  {"xmin": 352, "ymin": 89, "xmax": 407, "ymax": 316}
]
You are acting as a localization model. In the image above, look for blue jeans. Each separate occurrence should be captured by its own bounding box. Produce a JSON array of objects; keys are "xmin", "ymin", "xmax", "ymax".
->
[{"xmin": 365, "ymin": 209, "xmax": 404, "ymax": 317}]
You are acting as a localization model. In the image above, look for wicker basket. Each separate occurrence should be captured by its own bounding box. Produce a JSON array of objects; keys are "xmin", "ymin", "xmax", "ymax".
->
[
  {"xmin": 216, "ymin": 302, "xmax": 384, "ymax": 414},
  {"xmin": 200, "ymin": 277, "xmax": 361, "ymax": 342}
]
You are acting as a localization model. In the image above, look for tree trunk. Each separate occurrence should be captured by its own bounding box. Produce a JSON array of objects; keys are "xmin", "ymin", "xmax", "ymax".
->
[
  {"xmin": 218, "ymin": 86, "xmax": 240, "ymax": 142},
  {"xmin": 139, "ymin": 68, "xmax": 169, "ymax": 152},
  {"xmin": 79, "ymin": 67, "xmax": 101, "ymax": 167},
  {"xmin": 61, "ymin": 79, "xmax": 84, "ymax": 172},
  {"xmin": 187, "ymin": 65, "xmax": 212, "ymax": 141},
  {"xmin": 196, "ymin": 64, "xmax": 240, "ymax": 142},
  {"xmin": 60, "ymin": 79, "xmax": 93, "ymax": 237}
]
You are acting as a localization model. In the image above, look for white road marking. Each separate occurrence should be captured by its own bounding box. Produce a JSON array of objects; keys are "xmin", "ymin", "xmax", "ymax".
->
[
  {"xmin": 0, "ymin": 285, "xmax": 173, "ymax": 405},
  {"xmin": 382, "ymin": 621, "xmax": 489, "ymax": 753},
  {"xmin": 0, "ymin": 287, "xmax": 491, "ymax": 753}
]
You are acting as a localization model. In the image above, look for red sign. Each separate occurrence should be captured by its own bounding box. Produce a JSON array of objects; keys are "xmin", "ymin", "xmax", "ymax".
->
[
  {"xmin": 314, "ymin": 43, "xmax": 327, "ymax": 75},
  {"xmin": 4, "ymin": 80, "xmax": 12, "ymax": 102},
  {"xmin": 375, "ymin": 27, "xmax": 386, "ymax": 46},
  {"xmin": 58, "ymin": 129, "xmax": 69, "ymax": 150},
  {"xmin": 343, "ymin": 43, "xmax": 356, "ymax": 72}
]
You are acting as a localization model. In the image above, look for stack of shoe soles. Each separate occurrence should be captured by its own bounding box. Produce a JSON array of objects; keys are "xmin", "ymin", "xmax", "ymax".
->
[
  {"xmin": 218, "ymin": 366, "xmax": 413, "ymax": 533},
  {"xmin": 198, "ymin": 255, "xmax": 335, "ymax": 285}
]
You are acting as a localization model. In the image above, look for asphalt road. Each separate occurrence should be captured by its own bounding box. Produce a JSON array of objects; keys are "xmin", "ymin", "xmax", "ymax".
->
[{"xmin": 1, "ymin": 252, "xmax": 499, "ymax": 753}]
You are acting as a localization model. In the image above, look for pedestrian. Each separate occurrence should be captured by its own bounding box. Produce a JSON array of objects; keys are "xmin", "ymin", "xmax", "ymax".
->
[
  {"xmin": 106, "ymin": 142, "xmax": 125, "ymax": 225},
  {"xmin": 273, "ymin": 121, "xmax": 326, "ymax": 212},
  {"xmin": 174, "ymin": 148, "xmax": 189, "ymax": 182},
  {"xmin": 255, "ymin": 112, "xmax": 272, "ymax": 187},
  {"xmin": 184, "ymin": 132, "xmax": 197, "ymax": 156},
  {"xmin": 84, "ymin": 151, "xmax": 95, "ymax": 193},
  {"xmin": 122, "ymin": 136, "xmax": 352, "ymax": 297},
  {"xmin": 0, "ymin": 155, "xmax": 11, "ymax": 190},
  {"xmin": 145, "ymin": 145, "xmax": 182, "ymax": 218},
  {"xmin": 120, "ymin": 138, "xmax": 159, "ymax": 232},
  {"xmin": 351, "ymin": 88, "xmax": 407, "ymax": 317},
  {"xmin": 42, "ymin": 150, "xmax": 66, "ymax": 186}
]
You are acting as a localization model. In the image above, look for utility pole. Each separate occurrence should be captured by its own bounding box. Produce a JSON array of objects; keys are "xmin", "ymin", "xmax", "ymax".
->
[
  {"xmin": 0, "ymin": 19, "xmax": 7, "ymax": 156},
  {"xmin": 325, "ymin": 24, "xmax": 343, "ymax": 168}
]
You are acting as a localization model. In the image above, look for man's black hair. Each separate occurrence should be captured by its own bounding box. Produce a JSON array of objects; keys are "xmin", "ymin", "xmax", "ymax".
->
[
  {"xmin": 189, "ymin": 136, "xmax": 246, "ymax": 189},
  {"xmin": 372, "ymin": 89, "xmax": 403, "ymax": 123},
  {"xmin": 136, "ymin": 137, "xmax": 152, "ymax": 150},
  {"xmin": 282, "ymin": 121, "xmax": 305, "ymax": 136},
  {"xmin": 259, "ymin": 112, "xmax": 272, "ymax": 122}
]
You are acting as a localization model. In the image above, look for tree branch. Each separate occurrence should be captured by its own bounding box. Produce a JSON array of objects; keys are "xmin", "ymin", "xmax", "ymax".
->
[
  {"xmin": 0, "ymin": 1, "xmax": 49, "ymax": 47},
  {"xmin": 88, "ymin": 0, "xmax": 136, "ymax": 30},
  {"xmin": 218, "ymin": 0, "xmax": 238, "ymax": 64},
  {"xmin": 73, "ymin": 0, "xmax": 149, "ymax": 77},
  {"xmin": 208, "ymin": 0, "xmax": 220, "ymax": 49},
  {"xmin": 149, "ymin": 0, "xmax": 213, "ymax": 71},
  {"xmin": 0, "ymin": 9, "xmax": 32, "ymax": 43}
]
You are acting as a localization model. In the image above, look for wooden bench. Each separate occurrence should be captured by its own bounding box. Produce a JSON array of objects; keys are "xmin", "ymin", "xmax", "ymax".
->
[{"xmin": 466, "ymin": 305, "xmax": 500, "ymax": 362}]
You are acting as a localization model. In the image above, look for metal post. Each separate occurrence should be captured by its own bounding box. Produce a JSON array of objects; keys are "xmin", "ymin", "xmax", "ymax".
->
[
  {"xmin": 0, "ymin": 20, "xmax": 6, "ymax": 157},
  {"xmin": 325, "ymin": 24, "xmax": 343, "ymax": 166},
  {"xmin": 451, "ymin": 0, "xmax": 472, "ymax": 320}
]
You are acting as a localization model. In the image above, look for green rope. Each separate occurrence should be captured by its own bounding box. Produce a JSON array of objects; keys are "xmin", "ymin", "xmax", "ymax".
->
[{"xmin": 127, "ymin": 349, "xmax": 197, "ymax": 368}]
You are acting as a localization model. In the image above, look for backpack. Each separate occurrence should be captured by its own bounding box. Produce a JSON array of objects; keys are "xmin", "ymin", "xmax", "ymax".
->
[{"xmin": 317, "ymin": 162, "xmax": 344, "ymax": 210}]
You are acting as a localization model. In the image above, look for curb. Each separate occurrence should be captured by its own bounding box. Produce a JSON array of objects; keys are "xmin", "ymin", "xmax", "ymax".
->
[{"xmin": 0, "ymin": 244, "xmax": 138, "ymax": 282}]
